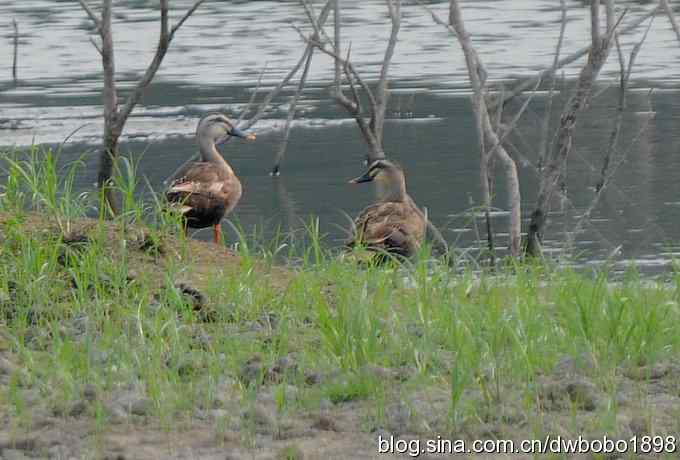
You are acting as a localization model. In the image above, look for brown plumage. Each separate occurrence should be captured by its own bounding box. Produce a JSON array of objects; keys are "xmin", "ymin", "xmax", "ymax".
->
[
  {"xmin": 347, "ymin": 159, "xmax": 426, "ymax": 260},
  {"xmin": 165, "ymin": 114, "xmax": 255, "ymax": 244}
]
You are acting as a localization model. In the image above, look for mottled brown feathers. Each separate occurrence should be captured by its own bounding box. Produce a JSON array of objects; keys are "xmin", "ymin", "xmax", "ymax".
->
[
  {"xmin": 166, "ymin": 162, "xmax": 242, "ymax": 229},
  {"xmin": 350, "ymin": 199, "xmax": 426, "ymax": 258}
]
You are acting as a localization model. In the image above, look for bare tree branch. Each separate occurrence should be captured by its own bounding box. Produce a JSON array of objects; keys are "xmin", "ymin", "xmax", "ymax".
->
[
  {"xmin": 606, "ymin": 0, "xmax": 616, "ymax": 32},
  {"xmin": 77, "ymin": 0, "xmax": 102, "ymax": 32},
  {"xmin": 343, "ymin": 45, "xmax": 362, "ymax": 111},
  {"xmin": 240, "ymin": 0, "xmax": 333, "ymax": 133},
  {"xmin": 302, "ymin": 0, "xmax": 332, "ymax": 44},
  {"xmin": 592, "ymin": 0, "xmax": 602, "ymax": 45},
  {"xmin": 89, "ymin": 37, "xmax": 103, "ymax": 56},
  {"xmin": 447, "ymin": 0, "xmax": 522, "ymax": 257},
  {"xmin": 77, "ymin": 0, "xmax": 206, "ymax": 214},
  {"xmin": 238, "ymin": 64, "xmax": 268, "ymax": 123},
  {"xmin": 269, "ymin": 0, "xmax": 330, "ymax": 177},
  {"xmin": 538, "ymin": 0, "xmax": 567, "ymax": 170},
  {"xmin": 293, "ymin": 22, "xmax": 382, "ymax": 155},
  {"xmin": 12, "ymin": 19, "xmax": 18, "ymax": 84},
  {"xmin": 489, "ymin": 77, "xmax": 543, "ymax": 160},
  {"xmin": 334, "ymin": 0, "xmax": 343, "ymax": 99},
  {"xmin": 272, "ymin": 47, "xmax": 315, "ymax": 176},
  {"xmin": 571, "ymin": 90, "xmax": 654, "ymax": 246},
  {"xmin": 170, "ymin": 0, "xmax": 207, "ymax": 40},
  {"xmin": 418, "ymin": 0, "xmax": 525, "ymax": 257},
  {"xmin": 118, "ymin": 0, "xmax": 171, "ymax": 123},
  {"xmin": 497, "ymin": 4, "xmax": 659, "ymax": 108},
  {"xmin": 99, "ymin": 0, "xmax": 119, "ymax": 213},
  {"xmin": 525, "ymin": 0, "xmax": 618, "ymax": 256},
  {"xmin": 596, "ymin": 16, "xmax": 653, "ymax": 193},
  {"xmin": 372, "ymin": 0, "xmax": 401, "ymax": 142},
  {"xmin": 417, "ymin": 0, "xmax": 456, "ymax": 34},
  {"xmin": 302, "ymin": 0, "xmax": 400, "ymax": 162},
  {"xmin": 660, "ymin": 0, "xmax": 680, "ymax": 43}
]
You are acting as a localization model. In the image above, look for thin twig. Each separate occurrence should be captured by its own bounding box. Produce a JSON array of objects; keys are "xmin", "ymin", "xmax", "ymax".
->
[
  {"xmin": 596, "ymin": 15, "xmax": 653, "ymax": 194},
  {"xmin": 272, "ymin": 47, "xmax": 315, "ymax": 176},
  {"xmin": 416, "ymin": 0, "xmax": 456, "ymax": 34},
  {"xmin": 241, "ymin": 0, "xmax": 333, "ymax": 132},
  {"xmin": 301, "ymin": 0, "xmax": 332, "ymax": 45},
  {"xmin": 497, "ymin": 4, "xmax": 659, "ymax": 107},
  {"xmin": 538, "ymin": 0, "xmax": 567, "ymax": 170},
  {"xmin": 661, "ymin": 0, "xmax": 680, "ymax": 43},
  {"xmin": 89, "ymin": 37, "xmax": 103, "ymax": 56},
  {"xmin": 12, "ymin": 19, "xmax": 18, "ymax": 83},
  {"xmin": 170, "ymin": 0, "xmax": 207, "ymax": 40},
  {"xmin": 118, "ymin": 0, "xmax": 171, "ymax": 123},
  {"xmin": 487, "ymin": 76, "xmax": 543, "ymax": 160},
  {"xmin": 372, "ymin": 0, "xmax": 401, "ymax": 142},
  {"xmin": 59, "ymin": 123, "xmax": 91, "ymax": 148},
  {"xmin": 333, "ymin": 0, "xmax": 343, "ymax": 99},
  {"xmin": 238, "ymin": 63, "xmax": 269, "ymax": 123},
  {"xmin": 77, "ymin": 0, "xmax": 102, "ymax": 31},
  {"xmin": 571, "ymin": 96, "xmax": 654, "ymax": 242},
  {"xmin": 344, "ymin": 44, "xmax": 362, "ymax": 113}
]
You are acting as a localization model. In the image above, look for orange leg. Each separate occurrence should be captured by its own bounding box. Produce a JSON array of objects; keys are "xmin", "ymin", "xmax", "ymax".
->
[{"xmin": 213, "ymin": 224, "xmax": 222, "ymax": 245}]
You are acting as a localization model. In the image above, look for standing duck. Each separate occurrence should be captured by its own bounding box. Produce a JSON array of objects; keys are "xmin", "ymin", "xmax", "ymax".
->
[
  {"xmin": 347, "ymin": 159, "xmax": 426, "ymax": 260},
  {"xmin": 166, "ymin": 114, "xmax": 256, "ymax": 244}
]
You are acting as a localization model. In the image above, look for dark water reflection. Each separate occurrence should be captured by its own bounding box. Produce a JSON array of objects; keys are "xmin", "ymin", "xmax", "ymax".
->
[{"xmin": 2, "ymin": 0, "xmax": 680, "ymax": 274}]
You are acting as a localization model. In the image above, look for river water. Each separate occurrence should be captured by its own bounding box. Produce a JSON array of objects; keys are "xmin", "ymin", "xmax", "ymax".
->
[{"xmin": 2, "ymin": 0, "xmax": 680, "ymax": 273}]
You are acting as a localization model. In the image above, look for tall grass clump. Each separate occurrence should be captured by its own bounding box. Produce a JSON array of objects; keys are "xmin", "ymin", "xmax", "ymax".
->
[{"xmin": 1, "ymin": 146, "xmax": 88, "ymax": 234}]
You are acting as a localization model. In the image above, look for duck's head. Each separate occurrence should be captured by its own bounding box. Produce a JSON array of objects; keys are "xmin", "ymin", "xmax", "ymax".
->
[
  {"xmin": 349, "ymin": 159, "xmax": 407, "ymax": 201},
  {"xmin": 197, "ymin": 114, "xmax": 256, "ymax": 144},
  {"xmin": 348, "ymin": 159, "xmax": 404, "ymax": 185}
]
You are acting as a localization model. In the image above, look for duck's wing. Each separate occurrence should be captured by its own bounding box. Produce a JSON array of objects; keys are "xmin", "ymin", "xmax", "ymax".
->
[
  {"xmin": 165, "ymin": 162, "xmax": 241, "ymax": 216},
  {"xmin": 166, "ymin": 162, "xmax": 220, "ymax": 196},
  {"xmin": 349, "ymin": 202, "xmax": 424, "ymax": 256}
]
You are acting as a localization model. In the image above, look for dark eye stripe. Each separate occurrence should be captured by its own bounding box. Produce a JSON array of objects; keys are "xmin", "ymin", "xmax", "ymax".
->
[
  {"xmin": 370, "ymin": 161, "xmax": 387, "ymax": 172},
  {"xmin": 208, "ymin": 115, "xmax": 232, "ymax": 129}
]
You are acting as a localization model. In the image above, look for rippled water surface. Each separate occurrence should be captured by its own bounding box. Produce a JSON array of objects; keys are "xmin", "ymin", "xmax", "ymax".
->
[{"xmin": 2, "ymin": 0, "xmax": 680, "ymax": 273}]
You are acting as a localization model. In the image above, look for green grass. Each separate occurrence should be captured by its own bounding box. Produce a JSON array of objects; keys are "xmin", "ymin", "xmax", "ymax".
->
[{"xmin": 1, "ymin": 146, "xmax": 680, "ymax": 456}]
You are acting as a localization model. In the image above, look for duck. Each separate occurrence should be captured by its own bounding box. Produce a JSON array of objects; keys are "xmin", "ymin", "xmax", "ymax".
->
[
  {"xmin": 347, "ymin": 159, "xmax": 426, "ymax": 260},
  {"xmin": 166, "ymin": 114, "xmax": 256, "ymax": 244}
]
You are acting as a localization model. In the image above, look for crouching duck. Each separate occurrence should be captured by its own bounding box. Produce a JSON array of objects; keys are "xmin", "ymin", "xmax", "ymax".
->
[
  {"xmin": 347, "ymin": 159, "xmax": 426, "ymax": 260},
  {"xmin": 166, "ymin": 114, "xmax": 256, "ymax": 244}
]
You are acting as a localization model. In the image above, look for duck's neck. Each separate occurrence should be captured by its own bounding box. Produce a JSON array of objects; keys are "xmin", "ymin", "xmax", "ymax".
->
[
  {"xmin": 376, "ymin": 178, "xmax": 407, "ymax": 203},
  {"xmin": 199, "ymin": 136, "xmax": 234, "ymax": 175}
]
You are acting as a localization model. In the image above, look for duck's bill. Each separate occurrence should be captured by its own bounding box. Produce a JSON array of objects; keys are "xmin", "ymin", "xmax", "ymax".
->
[
  {"xmin": 230, "ymin": 126, "xmax": 256, "ymax": 140},
  {"xmin": 348, "ymin": 171, "xmax": 373, "ymax": 184}
]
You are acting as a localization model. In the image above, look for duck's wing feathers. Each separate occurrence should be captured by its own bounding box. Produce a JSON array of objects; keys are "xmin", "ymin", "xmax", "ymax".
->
[
  {"xmin": 165, "ymin": 162, "xmax": 242, "ymax": 219},
  {"xmin": 167, "ymin": 162, "xmax": 222, "ymax": 194},
  {"xmin": 349, "ymin": 201, "xmax": 426, "ymax": 257}
]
